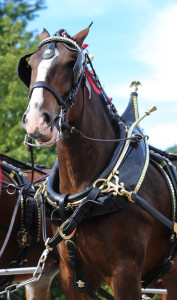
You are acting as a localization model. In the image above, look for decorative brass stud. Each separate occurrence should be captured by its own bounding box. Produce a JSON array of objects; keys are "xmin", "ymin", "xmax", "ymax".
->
[{"xmin": 77, "ymin": 280, "xmax": 86, "ymax": 288}]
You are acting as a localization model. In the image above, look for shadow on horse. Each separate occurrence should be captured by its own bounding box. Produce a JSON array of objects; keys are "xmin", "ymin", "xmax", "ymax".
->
[
  {"xmin": 18, "ymin": 25, "xmax": 177, "ymax": 299},
  {"xmin": 0, "ymin": 155, "xmax": 59, "ymax": 300}
]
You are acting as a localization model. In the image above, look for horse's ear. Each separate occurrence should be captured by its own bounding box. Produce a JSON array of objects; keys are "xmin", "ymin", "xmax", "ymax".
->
[
  {"xmin": 73, "ymin": 26, "xmax": 90, "ymax": 47},
  {"xmin": 39, "ymin": 28, "xmax": 50, "ymax": 42}
]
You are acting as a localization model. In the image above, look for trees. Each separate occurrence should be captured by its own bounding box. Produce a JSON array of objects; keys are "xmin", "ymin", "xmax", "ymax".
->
[
  {"xmin": 0, "ymin": 0, "xmax": 57, "ymax": 168},
  {"xmin": 167, "ymin": 145, "xmax": 177, "ymax": 154}
]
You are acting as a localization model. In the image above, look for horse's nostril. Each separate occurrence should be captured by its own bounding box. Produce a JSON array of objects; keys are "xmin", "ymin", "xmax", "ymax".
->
[
  {"xmin": 22, "ymin": 113, "xmax": 27, "ymax": 125},
  {"xmin": 43, "ymin": 112, "xmax": 52, "ymax": 125}
]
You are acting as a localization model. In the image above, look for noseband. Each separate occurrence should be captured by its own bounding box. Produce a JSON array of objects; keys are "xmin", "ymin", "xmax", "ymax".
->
[{"xmin": 26, "ymin": 36, "xmax": 87, "ymax": 110}]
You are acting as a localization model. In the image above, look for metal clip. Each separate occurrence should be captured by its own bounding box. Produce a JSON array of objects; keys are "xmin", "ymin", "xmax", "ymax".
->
[
  {"xmin": 40, "ymin": 249, "xmax": 50, "ymax": 263},
  {"xmin": 58, "ymin": 109, "xmax": 64, "ymax": 138}
]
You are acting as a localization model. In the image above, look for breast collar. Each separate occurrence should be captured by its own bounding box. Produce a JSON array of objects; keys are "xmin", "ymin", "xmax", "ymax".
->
[{"xmin": 46, "ymin": 91, "xmax": 152, "ymax": 217}]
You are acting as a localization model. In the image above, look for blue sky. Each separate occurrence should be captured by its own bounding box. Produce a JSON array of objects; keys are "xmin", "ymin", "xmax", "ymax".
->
[{"xmin": 27, "ymin": 0, "xmax": 177, "ymax": 150}]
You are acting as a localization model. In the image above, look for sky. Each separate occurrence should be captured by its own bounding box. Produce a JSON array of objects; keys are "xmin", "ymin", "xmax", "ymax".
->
[{"xmin": 27, "ymin": 0, "xmax": 177, "ymax": 150}]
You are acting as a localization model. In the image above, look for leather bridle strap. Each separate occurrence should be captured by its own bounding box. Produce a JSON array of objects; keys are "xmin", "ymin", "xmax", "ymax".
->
[{"xmin": 29, "ymin": 81, "xmax": 66, "ymax": 108}]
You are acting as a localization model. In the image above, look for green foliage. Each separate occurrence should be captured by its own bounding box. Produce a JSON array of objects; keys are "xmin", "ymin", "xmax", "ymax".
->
[
  {"xmin": 50, "ymin": 274, "xmax": 66, "ymax": 300},
  {"xmin": 152, "ymin": 295, "xmax": 161, "ymax": 300},
  {"xmin": 0, "ymin": 0, "xmax": 57, "ymax": 167},
  {"xmin": 167, "ymin": 144, "xmax": 177, "ymax": 154},
  {"xmin": 97, "ymin": 285, "xmax": 114, "ymax": 300}
]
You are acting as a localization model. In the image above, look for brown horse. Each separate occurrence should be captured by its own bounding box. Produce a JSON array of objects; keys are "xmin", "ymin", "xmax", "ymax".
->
[
  {"xmin": 0, "ymin": 158, "xmax": 59, "ymax": 300},
  {"xmin": 19, "ymin": 25, "xmax": 177, "ymax": 300}
]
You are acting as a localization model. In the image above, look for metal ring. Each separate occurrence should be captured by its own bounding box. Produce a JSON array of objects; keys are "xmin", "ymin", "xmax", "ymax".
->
[
  {"xmin": 6, "ymin": 184, "xmax": 16, "ymax": 195},
  {"xmin": 59, "ymin": 219, "xmax": 75, "ymax": 240}
]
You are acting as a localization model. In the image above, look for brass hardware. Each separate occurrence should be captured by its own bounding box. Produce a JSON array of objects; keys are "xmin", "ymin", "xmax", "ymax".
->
[
  {"xmin": 130, "ymin": 81, "xmax": 142, "ymax": 92},
  {"xmin": 174, "ymin": 223, "xmax": 177, "ymax": 234},
  {"xmin": 6, "ymin": 184, "xmax": 16, "ymax": 195},
  {"xmin": 115, "ymin": 112, "xmax": 120, "ymax": 118},
  {"xmin": 86, "ymin": 54, "xmax": 94, "ymax": 63},
  {"xmin": 46, "ymin": 196, "xmax": 57, "ymax": 207},
  {"xmin": 45, "ymin": 238, "xmax": 53, "ymax": 252},
  {"xmin": 134, "ymin": 138, "xmax": 149, "ymax": 193},
  {"xmin": 9, "ymin": 170, "xmax": 15, "ymax": 179},
  {"xmin": 132, "ymin": 133, "xmax": 143, "ymax": 142},
  {"xmin": 151, "ymin": 159, "xmax": 176, "ymax": 225},
  {"xmin": 70, "ymin": 127, "xmax": 76, "ymax": 134},
  {"xmin": 93, "ymin": 171, "xmax": 133, "ymax": 202},
  {"xmin": 66, "ymin": 199, "xmax": 84, "ymax": 208},
  {"xmin": 76, "ymin": 280, "xmax": 86, "ymax": 288},
  {"xmin": 17, "ymin": 229, "xmax": 31, "ymax": 247},
  {"xmin": 44, "ymin": 49, "xmax": 52, "ymax": 54},
  {"xmin": 159, "ymin": 160, "xmax": 166, "ymax": 168},
  {"xmin": 133, "ymin": 95, "xmax": 139, "ymax": 120},
  {"xmin": 59, "ymin": 219, "xmax": 74, "ymax": 240},
  {"xmin": 145, "ymin": 105, "xmax": 157, "ymax": 115},
  {"xmin": 65, "ymin": 239, "xmax": 75, "ymax": 246}
]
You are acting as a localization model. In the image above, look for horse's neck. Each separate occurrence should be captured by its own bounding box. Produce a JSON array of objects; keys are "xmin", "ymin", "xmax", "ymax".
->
[{"xmin": 57, "ymin": 92, "xmax": 117, "ymax": 194}]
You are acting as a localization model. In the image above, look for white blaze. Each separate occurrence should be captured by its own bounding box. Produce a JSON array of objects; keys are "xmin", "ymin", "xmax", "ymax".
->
[
  {"xmin": 25, "ymin": 48, "xmax": 59, "ymax": 135},
  {"xmin": 30, "ymin": 48, "xmax": 59, "ymax": 110}
]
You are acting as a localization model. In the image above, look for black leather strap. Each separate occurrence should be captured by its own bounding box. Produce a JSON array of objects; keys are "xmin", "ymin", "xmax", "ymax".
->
[
  {"xmin": 47, "ymin": 188, "xmax": 101, "ymax": 248},
  {"xmin": 131, "ymin": 193, "xmax": 174, "ymax": 231},
  {"xmin": 29, "ymin": 81, "xmax": 66, "ymax": 107}
]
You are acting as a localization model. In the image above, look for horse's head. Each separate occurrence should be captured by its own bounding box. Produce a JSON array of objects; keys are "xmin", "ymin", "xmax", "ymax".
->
[{"xmin": 19, "ymin": 26, "xmax": 90, "ymax": 146}]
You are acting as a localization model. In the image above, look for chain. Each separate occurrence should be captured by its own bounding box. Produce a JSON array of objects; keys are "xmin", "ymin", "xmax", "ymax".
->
[{"xmin": 0, "ymin": 246, "xmax": 51, "ymax": 296}]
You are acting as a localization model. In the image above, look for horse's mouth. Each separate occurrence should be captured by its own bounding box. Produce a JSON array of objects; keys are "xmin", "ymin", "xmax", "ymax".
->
[
  {"xmin": 35, "ymin": 126, "xmax": 58, "ymax": 147},
  {"xmin": 38, "ymin": 131, "xmax": 53, "ymax": 143}
]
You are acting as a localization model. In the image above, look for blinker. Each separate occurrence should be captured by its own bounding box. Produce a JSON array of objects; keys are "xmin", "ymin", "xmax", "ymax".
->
[
  {"xmin": 17, "ymin": 33, "xmax": 84, "ymax": 90},
  {"xmin": 17, "ymin": 51, "xmax": 36, "ymax": 88},
  {"xmin": 42, "ymin": 41, "xmax": 56, "ymax": 59}
]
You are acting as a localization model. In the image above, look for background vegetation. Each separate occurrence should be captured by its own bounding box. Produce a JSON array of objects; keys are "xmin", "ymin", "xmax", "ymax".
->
[
  {"xmin": 0, "ymin": 0, "xmax": 57, "ymax": 168},
  {"xmin": 0, "ymin": 1, "xmax": 176, "ymax": 299}
]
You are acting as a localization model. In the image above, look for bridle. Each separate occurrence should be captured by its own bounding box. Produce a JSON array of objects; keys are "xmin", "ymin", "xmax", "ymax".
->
[
  {"xmin": 28, "ymin": 39, "xmax": 87, "ymax": 110},
  {"xmin": 18, "ymin": 33, "xmax": 89, "ymax": 147},
  {"xmin": 18, "ymin": 32, "xmax": 146, "ymax": 148}
]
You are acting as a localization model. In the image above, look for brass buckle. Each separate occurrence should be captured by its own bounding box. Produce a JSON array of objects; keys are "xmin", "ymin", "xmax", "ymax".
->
[{"xmin": 59, "ymin": 219, "xmax": 74, "ymax": 240}]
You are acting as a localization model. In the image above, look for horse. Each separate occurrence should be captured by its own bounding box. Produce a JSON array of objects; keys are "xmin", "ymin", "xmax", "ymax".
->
[
  {"xmin": 0, "ymin": 155, "xmax": 59, "ymax": 300},
  {"xmin": 18, "ymin": 25, "xmax": 177, "ymax": 300}
]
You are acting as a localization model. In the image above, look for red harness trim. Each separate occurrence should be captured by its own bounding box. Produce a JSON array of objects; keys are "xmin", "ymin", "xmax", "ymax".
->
[
  {"xmin": 85, "ymin": 69, "xmax": 102, "ymax": 95},
  {"xmin": 70, "ymin": 228, "xmax": 76, "ymax": 238}
]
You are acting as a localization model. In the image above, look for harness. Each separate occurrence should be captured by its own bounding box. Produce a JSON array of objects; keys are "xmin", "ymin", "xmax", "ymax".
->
[
  {"xmin": 0, "ymin": 155, "xmax": 59, "ymax": 293},
  {"xmin": 17, "ymin": 28, "xmax": 177, "ymax": 299},
  {"xmin": 44, "ymin": 92, "xmax": 177, "ymax": 298}
]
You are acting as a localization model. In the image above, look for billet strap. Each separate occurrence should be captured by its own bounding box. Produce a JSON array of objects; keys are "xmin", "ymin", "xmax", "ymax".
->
[{"xmin": 131, "ymin": 193, "xmax": 175, "ymax": 232}]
